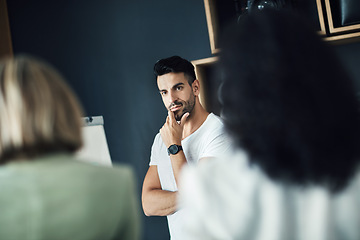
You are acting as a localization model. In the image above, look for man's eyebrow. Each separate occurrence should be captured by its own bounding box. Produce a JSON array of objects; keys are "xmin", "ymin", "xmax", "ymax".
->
[
  {"xmin": 159, "ymin": 82, "xmax": 185, "ymax": 93},
  {"xmin": 172, "ymin": 83, "xmax": 184, "ymax": 89}
]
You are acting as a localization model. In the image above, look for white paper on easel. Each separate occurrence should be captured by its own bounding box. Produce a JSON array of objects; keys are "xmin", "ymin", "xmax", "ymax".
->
[{"xmin": 75, "ymin": 116, "xmax": 112, "ymax": 167}]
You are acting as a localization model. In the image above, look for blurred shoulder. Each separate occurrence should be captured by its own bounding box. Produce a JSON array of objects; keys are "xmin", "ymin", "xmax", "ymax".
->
[
  {"xmin": 181, "ymin": 148, "xmax": 251, "ymax": 190},
  {"xmin": 41, "ymin": 154, "xmax": 137, "ymax": 183}
]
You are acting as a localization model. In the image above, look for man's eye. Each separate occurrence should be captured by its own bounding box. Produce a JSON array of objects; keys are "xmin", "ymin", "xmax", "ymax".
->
[
  {"xmin": 176, "ymin": 86, "xmax": 183, "ymax": 91},
  {"xmin": 160, "ymin": 91, "xmax": 167, "ymax": 96}
]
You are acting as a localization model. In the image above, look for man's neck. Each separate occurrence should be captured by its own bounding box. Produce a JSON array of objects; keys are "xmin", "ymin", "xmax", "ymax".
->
[{"xmin": 182, "ymin": 103, "xmax": 209, "ymax": 139}]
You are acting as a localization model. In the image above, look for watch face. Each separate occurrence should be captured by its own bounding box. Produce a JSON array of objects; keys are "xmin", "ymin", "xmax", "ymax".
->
[{"xmin": 168, "ymin": 145, "xmax": 179, "ymax": 154}]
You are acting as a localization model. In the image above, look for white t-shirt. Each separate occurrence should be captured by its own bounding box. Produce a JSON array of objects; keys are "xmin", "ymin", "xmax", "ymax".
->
[
  {"xmin": 179, "ymin": 148, "xmax": 360, "ymax": 240},
  {"xmin": 149, "ymin": 113, "xmax": 232, "ymax": 240}
]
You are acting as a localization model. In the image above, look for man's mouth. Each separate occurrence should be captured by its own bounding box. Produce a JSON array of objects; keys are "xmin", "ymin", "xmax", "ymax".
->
[
  {"xmin": 169, "ymin": 102, "xmax": 182, "ymax": 112},
  {"xmin": 170, "ymin": 105, "xmax": 182, "ymax": 112}
]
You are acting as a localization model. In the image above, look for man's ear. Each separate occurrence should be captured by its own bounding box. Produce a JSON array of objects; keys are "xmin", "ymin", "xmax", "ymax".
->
[{"xmin": 192, "ymin": 79, "xmax": 200, "ymax": 96}]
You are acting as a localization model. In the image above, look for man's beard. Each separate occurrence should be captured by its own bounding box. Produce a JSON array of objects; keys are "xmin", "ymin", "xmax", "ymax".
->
[{"xmin": 169, "ymin": 94, "xmax": 196, "ymax": 121}]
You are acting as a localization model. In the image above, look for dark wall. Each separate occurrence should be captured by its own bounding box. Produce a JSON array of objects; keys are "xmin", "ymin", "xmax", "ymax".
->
[
  {"xmin": 7, "ymin": 1, "xmax": 211, "ymax": 239},
  {"xmin": 6, "ymin": 1, "xmax": 360, "ymax": 239},
  {"xmin": 335, "ymin": 42, "xmax": 360, "ymax": 91}
]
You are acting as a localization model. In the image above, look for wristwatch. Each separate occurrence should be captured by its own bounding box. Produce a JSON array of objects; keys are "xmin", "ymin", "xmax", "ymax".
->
[{"xmin": 167, "ymin": 144, "xmax": 183, "ymax": 156}]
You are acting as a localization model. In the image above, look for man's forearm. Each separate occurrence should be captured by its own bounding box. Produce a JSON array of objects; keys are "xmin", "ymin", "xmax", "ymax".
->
[
  {"xmin": 142, "ymin": 189, "xmax": 178, "ymax": 216},
  {"xmin": 170, "ymin": 151, "xmax": 187, "ymax": 186}
]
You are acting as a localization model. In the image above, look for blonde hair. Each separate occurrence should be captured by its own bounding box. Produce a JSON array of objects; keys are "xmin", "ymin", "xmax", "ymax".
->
[{"xmin": 0, "ymin": 55, "xmax": 84, "ymax": 163}]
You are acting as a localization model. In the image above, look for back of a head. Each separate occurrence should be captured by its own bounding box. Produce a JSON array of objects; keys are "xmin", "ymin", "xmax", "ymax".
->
[
  {"xmin": 153, "ymin": 56, "xmax": 196, "ymax": 85},
  {"xmin": 0, "ymin": 55, "xmax": 84, "ymax": 164},
  {"xmin": 219, "ymin": 9, "xmax": 360, "ymax": 192}
]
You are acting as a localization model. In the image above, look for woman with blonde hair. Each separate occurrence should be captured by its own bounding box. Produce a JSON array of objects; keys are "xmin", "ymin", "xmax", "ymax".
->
[{"xmin": 0, "ymin": 55, "xmax": 141, "ymax": 240}]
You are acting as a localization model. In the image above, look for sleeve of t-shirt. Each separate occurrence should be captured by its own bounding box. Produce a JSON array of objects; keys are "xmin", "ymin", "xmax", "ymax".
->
[
  {"xmin": 149, "ymin": 133, "xmax": 162, "ymax": 166},
  {"xmin": 199, "ymin": 126, "xmax": 233, "ymax": 160}
]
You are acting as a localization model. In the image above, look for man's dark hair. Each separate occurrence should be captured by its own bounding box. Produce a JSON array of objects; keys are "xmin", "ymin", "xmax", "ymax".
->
[
  {"xmin": 154, "ymin": 56, "xmax": 196, "ymax": 85},
  {"xmin": 219, "ymin": 9, "xmax": 360, "ymax": 193}
]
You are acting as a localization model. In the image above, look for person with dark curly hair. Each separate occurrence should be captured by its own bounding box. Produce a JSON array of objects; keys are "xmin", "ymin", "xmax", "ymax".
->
[{"xmin": 180, "ymin": 9, "xmax": 360, "ymax": 240}]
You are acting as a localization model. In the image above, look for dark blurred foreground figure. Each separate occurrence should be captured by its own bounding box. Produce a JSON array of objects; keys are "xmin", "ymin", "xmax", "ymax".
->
[
  {"xmin": 179, "ymin": 9, "xmax": 360, "ymax": 240},
  {"xmin": 0, "ymin": 55, "xmax": 141, "ymax": 240}
]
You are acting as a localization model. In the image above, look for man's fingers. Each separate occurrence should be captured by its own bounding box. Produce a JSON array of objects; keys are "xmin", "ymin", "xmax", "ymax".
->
[
  {"xmin": 168, "ymin": 110, "xmax": 175, "ymax": 124},
  {"xmin": 179, "ymin": 112, "xmax": 190, "ymax": 126}
]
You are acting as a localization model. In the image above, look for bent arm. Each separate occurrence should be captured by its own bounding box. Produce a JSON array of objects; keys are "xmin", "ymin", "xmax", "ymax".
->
[
  {"xmin": 169, "ymin": 150, "xmax": 187, "ymax": 186},
  {"xmin": 141, "ymin": 165, "xmax": 178, "ymax": 216}
]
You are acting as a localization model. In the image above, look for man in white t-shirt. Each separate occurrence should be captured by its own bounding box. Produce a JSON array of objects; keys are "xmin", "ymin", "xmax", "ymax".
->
[{"xmin": 141, "ymin": 56, "xmax": 231, "ymax": 239}]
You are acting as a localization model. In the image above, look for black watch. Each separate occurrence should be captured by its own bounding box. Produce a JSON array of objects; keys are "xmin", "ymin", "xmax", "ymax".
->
[{"xmin": 167, "ymin": 144, "xmax": 183, "ymax": 156}]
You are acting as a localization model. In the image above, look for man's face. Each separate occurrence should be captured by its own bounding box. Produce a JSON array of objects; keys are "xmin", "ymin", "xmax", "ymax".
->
[{"xmin": 157, "ymin": 72, "xmax": 196, "ymax": 121}]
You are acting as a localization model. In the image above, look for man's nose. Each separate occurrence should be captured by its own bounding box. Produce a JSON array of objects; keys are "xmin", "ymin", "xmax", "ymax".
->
[{"xmin": 168, "ymin": 91, "xmax": 178, "ymax": 104}]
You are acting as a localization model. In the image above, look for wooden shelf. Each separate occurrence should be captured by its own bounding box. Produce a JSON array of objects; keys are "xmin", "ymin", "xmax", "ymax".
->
[
  {"xmin": 0, "ymin": 0, "xmax": 13, "ymax": 58},
  {"xmin": 203, "ymin": 0, "xmax": 360, "ymax": 51},
  {"xmin": 192, "ymin": 56, "xmax": 220, "ymax": 115}
]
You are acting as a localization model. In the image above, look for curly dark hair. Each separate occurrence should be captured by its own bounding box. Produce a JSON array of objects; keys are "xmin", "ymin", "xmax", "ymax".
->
[{"xmin": 219, "ymin": 9, "xmax": 360, "ymax": 192}]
